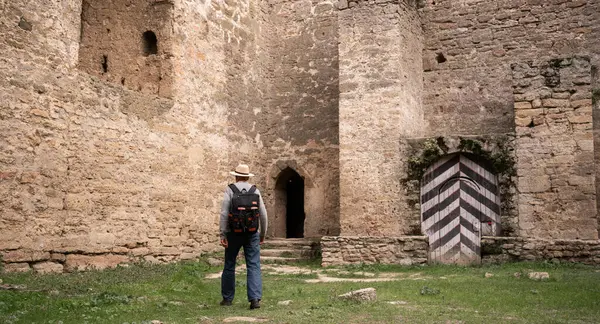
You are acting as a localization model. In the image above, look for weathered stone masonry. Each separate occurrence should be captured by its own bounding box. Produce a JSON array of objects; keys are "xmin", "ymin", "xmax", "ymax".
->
[
  {"xmin": 338, "ymin": 0, "xmax": 424, "ymax": 237},
  {"xmin": 4, "ymin": 0, "xmax": 600, "ymax": 272},
  {"xmin": 0, "ymin": 0, "xmax": 265, "ymax": 272},
  {"xmin": 512, "ymin": 57, "xmax": 597, "ymax": 240},
  {"xmin": 257, "ymin": 0, "xmax": 341, "ymax": 239},
  {"xmin": 323, "ymin": 0, "xmax": 600, "ymax": 265}
]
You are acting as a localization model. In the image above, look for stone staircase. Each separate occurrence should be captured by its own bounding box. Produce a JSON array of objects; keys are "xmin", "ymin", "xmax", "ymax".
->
[{"xmin": 260, "ymin": 238, "xmax": 321, "ymax": 264}]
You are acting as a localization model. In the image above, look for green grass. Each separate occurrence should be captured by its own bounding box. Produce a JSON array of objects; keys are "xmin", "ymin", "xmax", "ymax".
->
[{"xmin": 1, "ymin": 260, "xmax": 599, "ymax": 323}]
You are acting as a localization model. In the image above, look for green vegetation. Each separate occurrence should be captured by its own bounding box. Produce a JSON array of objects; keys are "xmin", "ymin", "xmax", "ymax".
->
[
  {"xmin": 592, "ymin": 88, "xmax": 600, "ymax": 106},
  {"xmin": 1, "ymin": 260, "xmax": 599, "ymax": 323},
  {"xmin": 406, "ymin": 138, "xmax": 447, "ymax": 181}
]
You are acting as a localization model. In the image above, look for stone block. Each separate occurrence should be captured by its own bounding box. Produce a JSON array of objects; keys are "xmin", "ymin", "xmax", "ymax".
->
[
  {"xmin": 542, "ymin": 99, "xmax": 570, "ymax": 108},
  {"xmin": 143, "ymin": 255, "xmax": 161, "ymax": 264},
  {"xmin": 338, "ymin": 288, "xmax": 377, "ymax": 302},
  {"xmin": 519, "ymin": 176, "xmax": 551, "ymax": 193},
  {"xmin": 515, "ymin": 117, "xmax": 533, "ymax": 127},
  {"xmin": 2, "ymin": 250, "xmax": 50, "ymax": 263},
  {"xmin": 65, "ymin": 254, "xmax": 129, "ymax": 272},
  {"xmin": 516, "ymin": 108, "xmax": 544, "ymax": 117},
  {"xmin": 130, "ymin": 247, "xmax": 150, "ymax": 256},
  {"xmin": 514, "ymin": 102, "xmax": 532, "ymax": 109},
  {"xmin": 179, "ymin": 252, "xmax": 197, "ymax": 260},
  {"xmin": 571, "ymin": 99, "xmax": 592, "ymax": 108},
  {"xmin": 33, "ymin": 262, "xmax": 64, "ymax": 274},
  {"xmin": 552, "ymin": 92, "xmax": 570, "ymax": 99},
  {"xmin": 568, "ymin": 115, "xmax": 592, "ymax": 124},
  {"xmin": 4, "ymin": 263, "xmax": 31, "ymax": 273},
  {"xmin": 51, "ymin": 253, "xmax": 66, "ymax": 262}
]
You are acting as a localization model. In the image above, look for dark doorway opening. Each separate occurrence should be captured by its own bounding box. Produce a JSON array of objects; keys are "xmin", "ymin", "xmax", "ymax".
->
[
  {"xmin": 274, "ymin": 167, "xmax": 305, "ymax": 238},
  {"xmin": 285, "ymin": 170, "xmax": 305, "ymax": 238}
]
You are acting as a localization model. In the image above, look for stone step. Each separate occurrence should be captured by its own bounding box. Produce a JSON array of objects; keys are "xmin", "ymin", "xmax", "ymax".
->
[
  {"xmin": 262, "ymin": 244, "xmax": 314, "ymax": 251},
  {"xmin": 262, "ymin": 238, "xmax": 320, "ymax": 249},
  {"xmin": 260, "ymin": 256, "xmax": 304, "ymax": 264},
  {"xmin": 260, "ymin": 249, "xmax": 313, "ymax": 258}
]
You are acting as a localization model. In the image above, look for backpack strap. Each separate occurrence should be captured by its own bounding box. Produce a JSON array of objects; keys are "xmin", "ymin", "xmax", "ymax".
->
[
  {"xmin": 228, "ymin": 184, "xmax": 241, "ymax": 194},
  {"xmin": 248, "ymin": 185, "xmax": 257, "ymax": 194}
]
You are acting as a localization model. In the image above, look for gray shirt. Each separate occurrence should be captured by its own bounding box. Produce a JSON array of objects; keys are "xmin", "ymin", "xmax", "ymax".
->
[{"xmin": 219, "ymin": 181, "xmax": 268, "ymax": 239}]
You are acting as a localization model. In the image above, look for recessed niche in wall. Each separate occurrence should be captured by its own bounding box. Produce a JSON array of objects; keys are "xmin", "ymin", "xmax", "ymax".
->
[
  {"xmin": 436, "ymin": 53, "xmax": 447, "ymax": 63},
  {"xmin": 142, "ymin": 31, "xmax": 158, "ymax": 56},
  {"xmin": 78, "ymin": 0, "xmax": 173, "ymax": 98}
]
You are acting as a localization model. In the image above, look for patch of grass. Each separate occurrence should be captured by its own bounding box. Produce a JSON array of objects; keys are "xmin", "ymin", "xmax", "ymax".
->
[{"xmin": 0, "ymin": 261, "xmax": 599, "ymax": 323}]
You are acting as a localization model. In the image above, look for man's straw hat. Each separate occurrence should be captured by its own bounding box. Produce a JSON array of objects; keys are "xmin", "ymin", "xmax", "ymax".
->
[{"xmin": 230, "ymin": 164, "xmax": 255, "ymax": 177}]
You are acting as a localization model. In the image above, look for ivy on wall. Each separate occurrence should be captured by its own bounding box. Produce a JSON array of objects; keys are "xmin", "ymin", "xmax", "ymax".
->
[
  {"xmin": 405, "ymin": 136, "xmax": 515, "ymax": 182},
  {"xmin": 402, "ymin": 135, "xmax": 518, "ymax": 236}
]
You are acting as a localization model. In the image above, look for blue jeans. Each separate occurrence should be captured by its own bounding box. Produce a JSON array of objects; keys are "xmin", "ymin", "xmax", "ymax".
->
[{"xmin": 221, "ymin": 232, "xmax": 262, "ymax": 302}]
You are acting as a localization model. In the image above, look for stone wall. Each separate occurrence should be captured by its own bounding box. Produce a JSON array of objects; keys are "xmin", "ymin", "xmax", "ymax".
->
[
  {"xmin": 595, "ymin": 65, "xmax": 600, "ymax": 235},
  {"xmin": 512, "ymin": 57, "xmax": 597, "ymax": 240},
  {"xmin": 78, "ymin": 0, "xmax": 174, "ymax": 98},
  {"xmin": 321, "ymin": 235, "xmax": 600, "ymax": 266},
  {"xmin": 420, "ymin": 0, "xmax": 600, "ymax": 137},
  {"xmin": 419, "ymin": 0, "xmax": 600, "ymax": 240},
  {"xmin": 0, "ymin": 0, "xmax": 264, "ymax": 272},
  {"xmin": 338, "ymin": 0, "xmax": 424, "ymax": 236},
  {"xmin": 257, "ymin": 0, "xmax": 340, "ymax": 238},
  {"xmin": 482, "ymin": 237, "xmax": 600, "ymax": 265},
  {"xmin": 320, "ymin": 236, "xmax": 429, "ymax": 266}
]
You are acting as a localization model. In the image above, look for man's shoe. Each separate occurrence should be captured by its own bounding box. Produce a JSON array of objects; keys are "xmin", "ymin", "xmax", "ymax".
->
[
  {"xmin": 249, "ymin": 299, "xmax": 260, "ymax": 310},
  {"xmin": 220, "ymin": 299, "xmax": 232, "ymax": 306}
]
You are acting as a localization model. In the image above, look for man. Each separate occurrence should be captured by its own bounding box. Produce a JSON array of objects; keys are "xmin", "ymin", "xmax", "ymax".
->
[{"xmin": 219, "ymin": 164, "xmax": 268, "ymax": 310}]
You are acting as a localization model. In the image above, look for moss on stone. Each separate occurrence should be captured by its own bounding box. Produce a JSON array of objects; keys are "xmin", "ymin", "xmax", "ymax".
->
[
  {"xmin": 481, "ymin": 240, "xmax": 504, "ymax": 255},
  {"xmin": 457, "ymin": 137, "xmax": 516, "ymax": 177},
  {"xmin": 406, "ymin": 136, "xmax": 516, "ymax": 182},
  {"xmin": 406, "ymin": 138, "xmax": 445, "ymax": 181},
  {"xmin": 592, "ymin": 88, "xmax": 600, "ymax": 106}
]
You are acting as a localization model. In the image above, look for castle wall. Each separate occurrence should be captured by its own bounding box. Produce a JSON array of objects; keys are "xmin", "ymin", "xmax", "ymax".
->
[
  {"xmin": 0, "ymin": 0, "xmax": 263, "ymax": 272},
  {"xmin": 257, "ymin": 0, "xmax": 340, "ymax": 238},
  {"xmin": 78, "ymin": 0, "xmax": 174, "ymax": 98},
  {"xmin": 338, "ymin": 0, "xmax": 424, "ymax": 236},
  {"xmin": 512, "ymin": 57, "xmax": 597, "ymax": 240},
  {"xmin": 419, "ymin": 0, "xmax": 600, "ymax": 240},
  {"xmin": 420, "ymin": 0, "xmax": 600, "ymax": 136},
  {"xmin": 320, "ymin": 235, "xmax": 600, "ymax": 266}
]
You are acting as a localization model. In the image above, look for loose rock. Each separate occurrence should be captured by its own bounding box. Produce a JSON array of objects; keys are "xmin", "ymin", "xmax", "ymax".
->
[
  {"xmin": 387, "ymin": 301, "xmax": 408, "ymax": 305},
  {"xmin": 207, "ymin": 257, "xmax": 224, "ymax": 267},
  {"xmin": 338, "ymin": 287, "xmax": 377, "ymax": 302},
  {"xmin": 222, "ymin": 317, "xmax": 268, "ymax": 323},
  {"xmin": 528, "ymin": 272, "xmax": 550, "ymax": 280}
]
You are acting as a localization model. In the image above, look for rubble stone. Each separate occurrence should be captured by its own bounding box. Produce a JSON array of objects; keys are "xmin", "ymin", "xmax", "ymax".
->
[{"xmin": 338, "ymin": 288, "xmax": 377, "ymax": 302}]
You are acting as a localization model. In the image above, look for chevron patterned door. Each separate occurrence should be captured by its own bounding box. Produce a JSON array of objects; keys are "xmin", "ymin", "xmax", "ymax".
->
[{"xmin": 420, "ymin": 154, "xmax": 501, "ymax": 265}]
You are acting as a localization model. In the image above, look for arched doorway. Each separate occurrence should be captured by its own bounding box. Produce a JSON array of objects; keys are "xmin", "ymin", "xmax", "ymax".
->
[
  {"xmin": 420, "ymin": 153, "xmax": 501, "ymax": 264},
  {"xmin": 274, "ymin": 168, "xmax": 305, "ymax": 238}
]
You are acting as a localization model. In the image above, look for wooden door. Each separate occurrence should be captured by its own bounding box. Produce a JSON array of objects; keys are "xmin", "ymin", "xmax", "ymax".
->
[{"xmin": 420, "ymin": 154, "xmax": 501, "ymax": 264}]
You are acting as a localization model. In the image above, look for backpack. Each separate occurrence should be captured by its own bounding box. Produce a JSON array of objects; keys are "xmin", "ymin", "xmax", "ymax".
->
[{"xmin": 228, "ymin": 184, "xmax": 260, "ymax": 234}]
